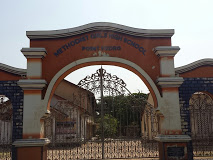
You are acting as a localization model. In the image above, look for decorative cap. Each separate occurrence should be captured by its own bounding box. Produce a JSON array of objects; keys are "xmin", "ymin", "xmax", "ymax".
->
[
  {"xmin": 157, "ymin": 77, "xmax": 184, "ymax": 88},
  {"xmin": 17, "ymin": 79, "xmax": 47, "ymax": 90},
  {"xmin": 21, "ymin": 48, "xmax": 47, "ymax": 58},
  {"xmin": 153, "ymin": 46, "xmax": 180, "ymax": 57}
]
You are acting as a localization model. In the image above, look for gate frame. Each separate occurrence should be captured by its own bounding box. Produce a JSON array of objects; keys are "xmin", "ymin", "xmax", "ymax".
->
[{"xmin": 12, "ymin": 22, "xmax": 192, "ymax": 160}]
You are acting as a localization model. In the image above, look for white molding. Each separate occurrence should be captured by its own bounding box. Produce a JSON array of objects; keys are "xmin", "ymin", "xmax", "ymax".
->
[
  {"xmin": 13, "ymin": 138, "xmax": 50, "ymax": 147},
  {"xmin": 18, "ymin": 79, "xmax": 47, "ymax": 90},
  {"xmin": 175, "ymin": 58, "xmax": 213, "ymax": 74},
  {"xmin": 155, "ymin": 135, "xmax": 191, "ymax": 142},
  {"xmin": 0, "ymin": 63, "xmax": 26, "ymax": 76},
  {"xmin": 157, "ymin": 77, "xmax": 184, "ymax": 88},
  {"xmin": 21, "ymin": 48, "xmax": 47, "ymax": 59},
  {"xmin": 21, "ymin": 48, "xmax": 47, "ymax": 52},
  {"xmin": 42, "ymin": 57, "xmax": 162, "ymax": 109},
  {"xmin": 153, "ymin": 46, "xmax": 180, "ymax": 57},
  {"xmin": 26, "ymin": 22, "xmax": 174, "ymax": 39}
]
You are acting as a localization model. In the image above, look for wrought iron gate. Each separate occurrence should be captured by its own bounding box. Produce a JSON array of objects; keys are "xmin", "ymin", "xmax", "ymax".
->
[
  {"xmin": 0, "ymin": 95, "xmax": 12, "ymax": 160},
  {"xmin": 44, "ymin": 67, "xmax": 159, "ymax": 159},
  {"xmin": 189, "ymin": 92, "xmax": 213, "ymax": 158}
]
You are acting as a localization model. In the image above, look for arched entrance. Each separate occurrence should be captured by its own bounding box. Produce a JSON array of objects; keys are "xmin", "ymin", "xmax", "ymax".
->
[
  {"xmin": 15, "ymin": 23, "xmax": 189, "ymax": 160},
  {"xmin": 44, "ymin": 66, "xmax": 159, "ymax": 159},
  {"xmin": 42, "ymin": 57, "xmax": 162, "ymax": 111},
  {"xmin": 0, "ymin": 95, "xmax": 12, "ymax": 160},
  {"xmin": 189, "ymin": 92, "xmax": 213, "ymax": 158}
]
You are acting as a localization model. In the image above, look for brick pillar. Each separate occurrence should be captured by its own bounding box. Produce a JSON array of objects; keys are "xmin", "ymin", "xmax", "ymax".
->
[
  {"xmin": 13, "ymin": 139, "xmax": 49, "ymax": 160},
  {"xmin": 13, "ymin": 48, "xmax": 49, "ymax": 160},
  {"xmin": 153, "ymin": 46, "xmax": 191, "ymax": 160},
  {"xmin": 155, "ymin": 135, "xmax": 191, "ymax": 160}
]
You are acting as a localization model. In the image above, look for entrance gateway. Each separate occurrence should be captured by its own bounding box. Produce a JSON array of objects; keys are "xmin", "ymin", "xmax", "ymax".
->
[
  {"xmin": 7, "ymin": 22, "xmax": 207, "ymax": 160},
  {"xmin": 43, "ymin": 67, "xmax": 159, "ymax": 159}
]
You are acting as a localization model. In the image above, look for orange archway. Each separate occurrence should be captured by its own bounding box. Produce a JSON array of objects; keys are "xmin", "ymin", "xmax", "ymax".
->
[
  {"xmin": 25, "ymin": 23, "xmax": 175, "ymax": 113},
  {"xmin": 42, "ymin": 57, "xmax": 162, "ymax": 111},
  {"xmin": 15, "ymin": 23, "xmax": 192, "ymax": 160},
  {"xmin": 21, "ymin": 22, "xmax": 182, "ymax": 137}
]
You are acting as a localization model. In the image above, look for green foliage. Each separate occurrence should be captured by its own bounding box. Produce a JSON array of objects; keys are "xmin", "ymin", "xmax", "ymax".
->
[
  {"xmin": 95, "ymin": 92, "xmax": 148, "ymax": 137},
  {"xmin": 96, "ymin": 114, "xmax": 118, "ymax": 138}
]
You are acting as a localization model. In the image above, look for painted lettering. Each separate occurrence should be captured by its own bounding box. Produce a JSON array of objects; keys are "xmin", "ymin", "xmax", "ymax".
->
[
  {"xmin": 54, "ymin": 35, "xmax": 89, "ymax": 56},
  {"xmin": 82, "ymin": 46, "xmax": 121, "ymax": 52},
  {"xmin": 108, "ymin": 33, "xmax": 123, "ymax": 41},
  {"xmin": 62, "ymin": 44, "xmax": 69, "ymax": 51},
  {"xmin": 53, "ymin": 33, "xmax": 146, "ymax": 56},
  {"xmin": 82, "ymin": 46, "xmax": 99, "ymax": 51},
  {"xmin": 123, "ymin": 38, "xmax": 146, "ymax": 55}
]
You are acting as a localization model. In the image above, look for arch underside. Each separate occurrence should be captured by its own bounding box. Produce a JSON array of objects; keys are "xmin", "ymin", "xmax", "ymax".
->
[{"xmin": 42, "ymin": 57, "xmax": 162, "ymax": 111}]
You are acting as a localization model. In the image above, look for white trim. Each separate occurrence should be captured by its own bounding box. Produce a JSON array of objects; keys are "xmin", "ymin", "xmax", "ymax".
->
[
  {"xmin": 157, "ymin": 77, "xmax": 184, "ymax": 88},
  {"xmin": 21, "ymin": 48, "xmax": 47, "ymax": 52},
  {"xmin": 175, "ymin": 58, "xmax": 213, "ymax": 74},
  {"xmin": 42, "ymin": 57, "xmax": 162, "ymax": 108},
  {"xmin": 153, "ymin": 46, "xmax": 180, "ymax": 57},
  {"xmin": 27, "ymin": 22, "xmax": 174, "ymax": 39},
  {"xmin": 155, "ymin": 135, "xmax": 191, "ymax": 142},
  {"xmin": 21, "ymin": 48, "xmax": 47, "ymax": 59},
  {"xmin": 0, "ymin": 63, "xmax": 26, "ymax": 76},
  {"xmin": 13, "ymin": 138, "xmax": 50, "ymax": 147},
  {"xmin": 18, "ymin": 79, "xmax": 47, "ymax": 90}
]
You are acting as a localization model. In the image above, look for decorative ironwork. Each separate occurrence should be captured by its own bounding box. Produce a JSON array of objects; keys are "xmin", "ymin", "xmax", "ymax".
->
[
  {"xmin": 0, "ymin": 95, "xmax": 12, "ymax": 160},
  {"xmin": 78, "ymin": 67, "xmax": 131, "ymax": 97},
  {"xmin": 45, "ymin": 67, "xmax": 159, "ymax": 159},
  {"xmin": 190, "ymin": 92, "xmax": 213, "ymax": 158}
]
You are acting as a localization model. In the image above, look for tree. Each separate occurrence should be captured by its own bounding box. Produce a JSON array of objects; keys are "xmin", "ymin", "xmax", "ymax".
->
[
  {"xmin": 95, "ymin": 92, "xmax": 148, "ymax": 137},
  {"xmin": 95, "ymin": 114, "xmax": 118, "ymax": 138}
]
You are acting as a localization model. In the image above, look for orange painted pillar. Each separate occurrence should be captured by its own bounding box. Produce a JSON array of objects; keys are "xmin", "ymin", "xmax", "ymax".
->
[
  {"xmin": 13, "ymin": 48, "xmax": 49, "ymax": 160},
  {"xmin": 13, "ymin": 139, "xmax": 50, "ymax": 160},
  {"xmin": 153, "ymin": 46, "xmax": 191, "ymax": 160}
]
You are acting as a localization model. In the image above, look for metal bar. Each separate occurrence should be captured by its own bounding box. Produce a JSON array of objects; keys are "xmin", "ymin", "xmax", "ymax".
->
[
  {"xmin": 43, "ymin": 67, "xmax": 161, "ymax": 159},
  {"xmin": 100, "ymin": 67, "xmax": 105, "ymax": 159}
]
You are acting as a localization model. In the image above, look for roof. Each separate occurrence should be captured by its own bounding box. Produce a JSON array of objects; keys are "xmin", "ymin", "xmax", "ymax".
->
[
  {"xmin": 63, "ymin": 79, "xmax": 95, "ymax": 96},
  {"xmin": 26, "ymin": 22, "xmax": 174, "ymax": 39},
  {"xmin": 175, "ymin": 58, "xmax": 213, "ymax": 74},
  {"xmin": 0, "ymin": 63, "xmax": 26, "ymax": 76}
]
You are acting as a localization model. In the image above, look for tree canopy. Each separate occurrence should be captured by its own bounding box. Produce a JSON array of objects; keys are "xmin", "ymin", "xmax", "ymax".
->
[{"xmin": 95, "ymin": 92, "xmax": 148, "ymax": 138}]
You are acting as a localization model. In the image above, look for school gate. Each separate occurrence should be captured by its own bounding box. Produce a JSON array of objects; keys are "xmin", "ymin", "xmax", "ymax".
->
[{"xmin": 0, "ymin": 22, "xmax": 213, "ymax": 160}]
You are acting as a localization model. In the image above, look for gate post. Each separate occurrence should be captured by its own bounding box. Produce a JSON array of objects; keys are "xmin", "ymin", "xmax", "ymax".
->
[
  {"xmin": 154, "ymin": 46, "xmax": 191, "ymax": 160},
  {"xmin": 13, "ymin": 48, "xmax": 49, "ymax": 160}
]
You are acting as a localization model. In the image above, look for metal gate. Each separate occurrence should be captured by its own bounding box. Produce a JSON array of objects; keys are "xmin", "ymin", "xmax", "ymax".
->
[
  {"xmin": 189, "ymin": 92, "xmax": 213, "ymax": 158},
  {"xmin": 0, "ymin": 95, "xmax": 12, "ymax": 160},
  {"xmin": 44, "ymin": 68, "xmax": 159, "ymax": 159}
]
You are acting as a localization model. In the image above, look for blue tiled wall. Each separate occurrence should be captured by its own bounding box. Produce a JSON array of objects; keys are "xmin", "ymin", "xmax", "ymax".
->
[
  {"xmin": 0, "ymin": 81, "xmax": 23, "ymax": 160},
  {"xmin": 179, "ymin": 78, "xmax": 213, "ymax": 159}
]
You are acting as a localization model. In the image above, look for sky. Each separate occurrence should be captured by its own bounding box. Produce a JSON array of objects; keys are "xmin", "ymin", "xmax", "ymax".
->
[{"xmin": 1, "ymin": 0, "xmax": 213, "ymax": 93}]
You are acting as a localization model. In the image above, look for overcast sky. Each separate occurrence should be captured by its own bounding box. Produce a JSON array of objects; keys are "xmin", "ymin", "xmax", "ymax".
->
[{"xmin": 1, "ymin": 0, "xmax": 212, "ymax": 93}]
